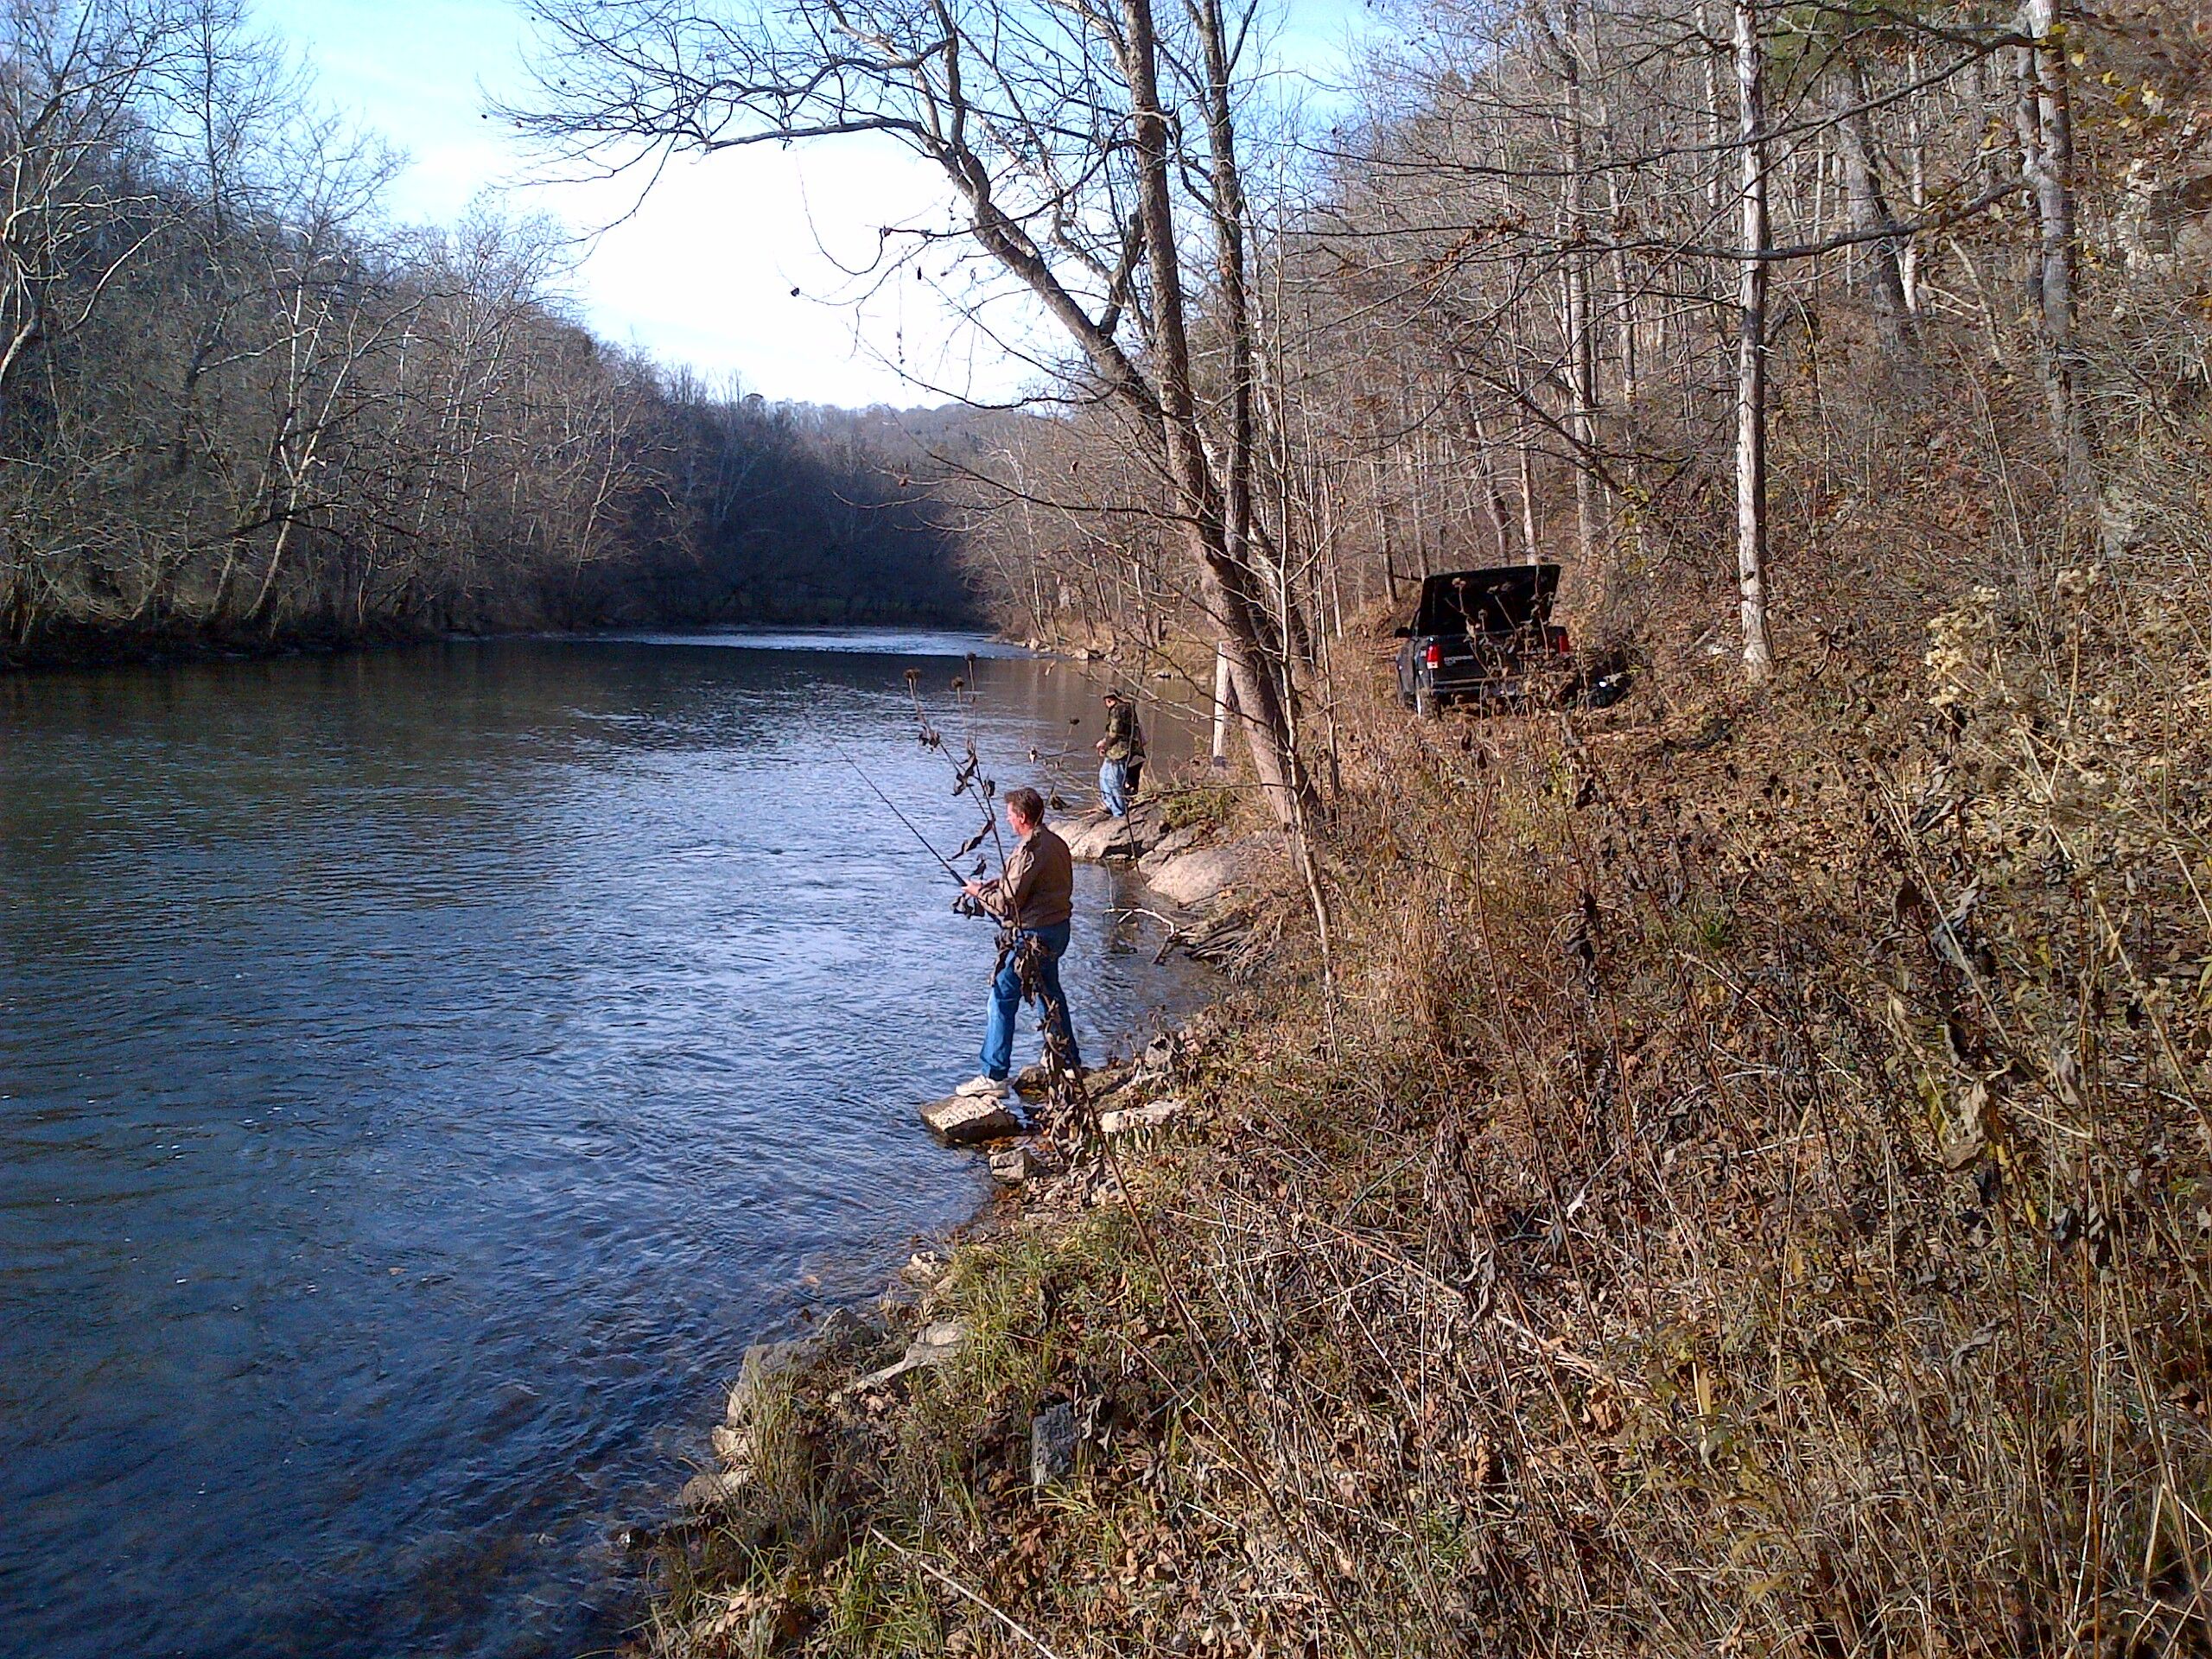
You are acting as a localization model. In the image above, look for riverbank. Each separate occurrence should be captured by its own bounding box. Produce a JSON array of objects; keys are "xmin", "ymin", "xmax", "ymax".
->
[
  {"xmin": 620, "ymin": 995, "xmax": 1272, "ymax": 1657},
  {"xmin": 620, "ymin": 561, "xmax": 2212, "ymax": 1657}
]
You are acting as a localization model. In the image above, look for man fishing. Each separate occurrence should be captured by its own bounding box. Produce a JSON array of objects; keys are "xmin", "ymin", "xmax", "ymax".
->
[
  {"xmin": 955, "ymin": 786, "xmax": 1081, "ymax": 1101},
  {"xmin": 1095, "ymin": 689, "xmax": 1146, "ymax": 817}
]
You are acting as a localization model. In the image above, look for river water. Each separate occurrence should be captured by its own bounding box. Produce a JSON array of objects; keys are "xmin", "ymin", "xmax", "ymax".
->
[{"xmin": 0, "ymin": 632, "xmax": 1205, "ymax": 1659}]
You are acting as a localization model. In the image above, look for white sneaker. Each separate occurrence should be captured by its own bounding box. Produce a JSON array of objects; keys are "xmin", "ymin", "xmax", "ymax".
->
[{"xmin": 954, "ymin": 1075, "xmax": 1009, "ymax": 1099}]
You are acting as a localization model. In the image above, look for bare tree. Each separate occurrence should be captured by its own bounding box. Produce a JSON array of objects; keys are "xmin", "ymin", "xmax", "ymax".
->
[
  {"xmin": 1828, "ymin": 59, "xmax": 1915, "ymax": 353},
  {"xmin": 0, "ymin": 4, "xmax": 971, "ymax": 660},
  {"xmin": 0, "ymin": 0, "xmax": 207, "ymax": 400},
  {"xmin": 1733, "ymin": 0, "xmax": 1774, "ymax": 678},
  {"xmin": 2012, "ymin": 0, "xmax": 2090, "ymax": 495},
  {"xmin": 508, "ymin": 0, "xmax": 1320, "ymax": 826}
]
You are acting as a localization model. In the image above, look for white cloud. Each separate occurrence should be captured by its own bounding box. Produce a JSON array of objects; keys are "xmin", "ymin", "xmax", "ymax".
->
[{"xmin": 550, "ymin": 143, "xmax": 1041, "ymax": 409}]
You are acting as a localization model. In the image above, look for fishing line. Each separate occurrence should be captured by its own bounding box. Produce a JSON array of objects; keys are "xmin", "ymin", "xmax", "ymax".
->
[{"xmin": 830, "ymin": 740, "xmax": 976, "ymax": 887}]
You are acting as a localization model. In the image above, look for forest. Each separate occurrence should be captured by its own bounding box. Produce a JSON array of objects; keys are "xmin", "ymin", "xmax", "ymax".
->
[
  {"xmin": 922, "ymin": 0, "xmax": 2208, "ymax": 690},
  {"xmin": 516, "ymin": 0, "xmax": 2209, "ymax": 848},
  {"xmin": 0, "ymin": 0, "xmax": 974, "ymax": 667}
]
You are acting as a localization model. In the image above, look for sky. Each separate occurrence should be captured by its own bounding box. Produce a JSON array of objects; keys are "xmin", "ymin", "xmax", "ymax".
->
[{"xmin": 276, "ymin": 0, "xmax": 1380, "ymax": 410}]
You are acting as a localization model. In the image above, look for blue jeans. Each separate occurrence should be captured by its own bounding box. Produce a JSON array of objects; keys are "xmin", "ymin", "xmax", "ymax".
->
[
  {"xmin": 1099, "ymin": 758, "xmax": 1129, "ymax": 817},
  {"xmin": 980, "ymin": 922, "xmax": 1081, "ymax": 1080}
]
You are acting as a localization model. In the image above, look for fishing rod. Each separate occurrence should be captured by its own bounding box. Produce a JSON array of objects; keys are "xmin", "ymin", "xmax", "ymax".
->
[{"xmin": 831, "ymin": 741, "xmax": 979, "ymax": 890}]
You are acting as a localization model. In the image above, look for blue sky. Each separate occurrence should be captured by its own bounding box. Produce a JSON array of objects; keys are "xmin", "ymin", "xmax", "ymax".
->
[{"xmin": 275, "ymin": 0, "xmax": 1377, "ymax": 408}]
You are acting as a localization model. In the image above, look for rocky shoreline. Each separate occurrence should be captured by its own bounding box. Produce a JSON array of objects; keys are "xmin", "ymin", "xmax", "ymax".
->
[
  {"xmin": 586, "ymin": 621, "xmax": 2194, "ymax": 1659},
  {"xmin": 1053, "ymin": 799, "xmax": 1287, "ymax": 970},
  {"xmin": 662, "ymin": 1023, "xmax": 1214, "ymax": 1509},
  {"xmin": 618, "ymin": 1022, "xmax": 1235, "ymax": 1656}
]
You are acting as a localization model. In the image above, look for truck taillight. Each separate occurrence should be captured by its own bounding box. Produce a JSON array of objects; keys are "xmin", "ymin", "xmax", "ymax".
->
[
  {"xmin": 1423, "ymin": 643, "xmax": 1442, "ymax": 668},
  {"xmin": 1550, "ymin": 625, "xmax": 1570, "ymax": 652}
]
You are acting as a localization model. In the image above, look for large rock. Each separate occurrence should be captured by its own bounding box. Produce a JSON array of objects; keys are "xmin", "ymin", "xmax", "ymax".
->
[
  {"xmin": 1123, "ymin": 798, "xmax": 1171, "ymax": 855},
  {"xmin": 1136, "ymin": 825, "xmax": 1203, "ymax": 876},
  {"xmin": 724, "ymin": 1307, "xmax": 877, "ymax": 1427},
  {"xmin": 1055, "ymin": 798, "xmax": 1185, "ymax": 861},
  {"xmin": 1098, "ymin": 1097, "xmax": 1184, "ymax": 1135},
  {"xmin": 850, "ymin": 1319, "xmax": 968, "ymax": 1393},
  {"xmin": 1145, "ymin": 835, "xmax": 1284, "ymax": 909},
  {"xmin": 726, "ymin": 1338, "xmax": 815, "ymax": 1427},
  {"xmin": 1055, "ymin": 813, "xmax": 1134, "ymax": 861},
  {"xmin": 989, "ymin": 1144, "xmax": 1052, "ymax": 1184},
  {"xmin": 1081, "ymin": 1063, "xmax": 1135, "ymax": 1102},
  {"xmin": 918, "ymin": 1092, "xmax": 1027, "ymax": 1144}
]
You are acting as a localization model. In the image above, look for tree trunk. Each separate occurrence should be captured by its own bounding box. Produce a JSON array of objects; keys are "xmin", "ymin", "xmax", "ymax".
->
[
  {"xmin": 1605, "ymin": 167, "xmax": 1647, "ymax": 572},
  {"xmin": 1119, "ymin": 0, "xmax": 1314, "ymax": 828},
  {"xmin": 1831, "ymin": 62, "xmax": 1915, "ymax": 353},
  {"xmin": 1734, "ymin": 0, "xmax": 1776, "ymax": 680},
  {"xmin": 2013, "ymin": 0, "xmax": 2091, "ymax": 496},
  {"xmin": 1558, "ymin": 8, "xmax": 1605, "ymax": 568},
  {"xmin": 1457, "ymin": 378, "xmax": 1519, "ymax": 561},
  {"xmin": 1197, "ymin": 0, "xmax": 1259, "ymax": 639},
  {"xmin": 1700, "ymin": 0, "xmax": 1734, "ymax": 391},
  {"xmin": 1211, "ymin": 641, "xmax": 1235, "ymax": 766},
  {"xmin": 1904, "ymin": 48, "xmax": 1926, "ymax": 312},
  {"xmin": 1370, "ymin": 447, "xmax": 1400, "ymax": 600}
]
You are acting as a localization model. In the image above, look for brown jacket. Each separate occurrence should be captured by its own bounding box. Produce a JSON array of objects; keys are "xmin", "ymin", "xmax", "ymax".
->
[{"xmin": 985, "ymin": 826, "xmax": 1074, "ymax": 930}]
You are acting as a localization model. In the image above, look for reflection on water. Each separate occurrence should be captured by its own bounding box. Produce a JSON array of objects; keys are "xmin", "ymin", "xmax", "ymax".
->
[
  {"xmin": 582, "ymin": 626, "xmax": 1038, "ymax": 658},
  {"xmin": 0, "ymin": 635, "xmax": 1205, "ymax": 1659}
]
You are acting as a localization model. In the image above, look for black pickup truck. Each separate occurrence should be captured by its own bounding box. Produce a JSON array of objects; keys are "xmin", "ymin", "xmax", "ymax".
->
[{"xmin": 1394, "ymin": 563, "xmax": 1569, "ymax": 716}]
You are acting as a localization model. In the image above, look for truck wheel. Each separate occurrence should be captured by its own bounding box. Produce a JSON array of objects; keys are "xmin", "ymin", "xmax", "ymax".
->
[{"xmin": 1414, "ymin": 684, "xmax": 1438, "ymax": 720}]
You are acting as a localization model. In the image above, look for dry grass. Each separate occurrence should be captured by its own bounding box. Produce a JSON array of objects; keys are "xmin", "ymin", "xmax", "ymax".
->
[{"xmin": 1205, "ymin": 557, "xmax": 2212, "ymax": 1657}]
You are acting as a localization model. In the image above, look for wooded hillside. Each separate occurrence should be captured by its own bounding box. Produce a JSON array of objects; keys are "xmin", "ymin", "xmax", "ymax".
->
[
  {"xmin": 933, "ymin": 0, "xmax": 2208, "ymax": 681},
  {"xmin": 518, "ymin": 0, "xmax": 2209, "ymax": 847},
  {"xmin": 0, "ymin": 0, "xmax": 975, "ymax": 666}
]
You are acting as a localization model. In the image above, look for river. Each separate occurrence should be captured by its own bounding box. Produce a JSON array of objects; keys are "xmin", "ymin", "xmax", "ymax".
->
[{"xmin": 0, "ymin": 632, "xmax": 1207, "ymax": 1659}]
